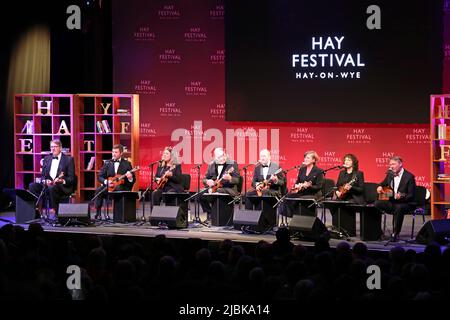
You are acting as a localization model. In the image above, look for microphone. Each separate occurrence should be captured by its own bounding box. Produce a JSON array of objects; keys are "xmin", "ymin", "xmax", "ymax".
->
[
  {"xmin": 148, "ymin": 160, "xmax": 162, "ymax": 166},
  {"xmin": 386, "ymin": 169, "xmax": 394, "ymax": 175},
  {"xmin": 242, "ymin": 161, "xmax": 260, "ymax": 170},
  {"xmin": 193, "ymin": 164, "xmax": 202, "ymax": 169}
]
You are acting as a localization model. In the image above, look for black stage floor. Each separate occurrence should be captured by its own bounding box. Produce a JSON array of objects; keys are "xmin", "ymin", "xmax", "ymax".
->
[{"xmin": 0, "ymin": 205, "xmax": 437, "ymax": 253}]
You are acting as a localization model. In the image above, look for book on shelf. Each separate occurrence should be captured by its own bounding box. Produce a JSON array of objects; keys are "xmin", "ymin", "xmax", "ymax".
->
[
  {"xmin": 438, "ymin": 124, "xmax": 447, "ymax": 139},
  {"xmin": 86, "ymin": 156, "xmax": 95, "ymax": 170},
  {"xmin": 21, "ymin": 120, "xmax": 34, "ymax": 134},
  {"xmin": 102, "ymin": 120, "xmax": 111, "ymax": 133},
  {"xmin": 96, "ymin": 121, "xmax": 104, "ymax": 133},
  {"xmin": 117, "ymin": 108, "xmax": 130, "ymax": 114}
]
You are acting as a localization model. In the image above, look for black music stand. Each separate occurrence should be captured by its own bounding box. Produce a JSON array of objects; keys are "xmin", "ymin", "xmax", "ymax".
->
[
  {"xmin": 3, "ymin": 189, "xmax": 38, "ymax": 224},
  {"xmin": 202, "ymin": 193, "xmax": 235, "ymax": 226},
  {"xmin": 110, "ymin": 191, "xmax": 139, "ymax": 223},
  {"xmin": 322, "ymin": 200, "xmax": 355, "ymax": 237},
  {"xmin": 348, "ymin": 203, "xmax": 382, "ymax": 241},
  {"xmin": 285, "ymin": 197, "xmax": 317, "ymax": 217}
]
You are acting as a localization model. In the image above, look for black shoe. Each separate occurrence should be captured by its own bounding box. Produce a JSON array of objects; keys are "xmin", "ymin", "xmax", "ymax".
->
[
  {"xmin": 391, "ymin": 233, "xmax": 399, "ymax": 242},
  {"xmin": 94, "ymin": 210, "xmax": 102, "ymax": 220}
]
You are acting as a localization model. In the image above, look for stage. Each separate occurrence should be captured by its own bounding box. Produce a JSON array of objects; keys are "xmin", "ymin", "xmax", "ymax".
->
[{"xmin": 0, "ymin": 205, "xmax": 434, "ymax": 253}]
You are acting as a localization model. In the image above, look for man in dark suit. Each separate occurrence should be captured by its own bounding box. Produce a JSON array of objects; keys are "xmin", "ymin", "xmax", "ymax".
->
[
  {"xmin": 94, "ymin": 144, "xmax": 135, "ymax": 219},
  {"xmin": 374, "ymin": 156, "xmax": 416, "ymax": 241},
  {"xmin": 29, "ymin": 139, "xmax": 76, "ymax": 215},
  {"xmin": 200, "ymin": 148, "xmax": 241, "ymax": 222},
  {"xmin": 245, "ymin": 149, "xmax": 285, "ymax": 210}
]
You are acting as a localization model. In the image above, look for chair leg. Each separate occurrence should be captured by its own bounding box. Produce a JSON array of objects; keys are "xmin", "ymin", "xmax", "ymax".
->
[{"xmin": 411, "ymin": 212, "xmax": 415, "ymax": 239}]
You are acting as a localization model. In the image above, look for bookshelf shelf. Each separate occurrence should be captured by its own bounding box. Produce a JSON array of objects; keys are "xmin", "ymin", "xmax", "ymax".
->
[{"xmin": 431, "ymin": 95, "xmax": 450, "ymax": 219}]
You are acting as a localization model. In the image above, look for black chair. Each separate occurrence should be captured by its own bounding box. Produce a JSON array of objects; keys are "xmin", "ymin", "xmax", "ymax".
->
[
  {"xmin": 363, "ymin": 182, "xmax": 378, "ymax": 204},
  {"xmin": 410, "ymin": 186, "xmax": 429, "ymax": 239},
  {"xmin": 60, "ymin": 175, "xmax": 78, "ymax": 204},
  {"xmin": 320, "ymin": 178, "xmax": 335, "ymax": 223},
  {"xmin": 323, "ymin": 178, "xmax": 335, "ymax": 197},
  {"xmin": 237, "ymin": 175, "xmax": 244, "ymax": 195}
]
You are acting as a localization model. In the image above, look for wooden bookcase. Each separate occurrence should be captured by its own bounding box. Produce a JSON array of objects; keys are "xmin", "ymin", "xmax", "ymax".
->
[
  {"xmin": 76, "ymin": 94, "xmax": 140, "ymax": 201},
  {"xmin": 430, "ymin": 94, "xmax": 450, "ymax": 220},
  {"xmin": 14, "ymin": 93, "xmax": 139, "ymax": 202},
  {"xmin": 14, "ymin": 94, "xmax": 79, "ymax": 197}
]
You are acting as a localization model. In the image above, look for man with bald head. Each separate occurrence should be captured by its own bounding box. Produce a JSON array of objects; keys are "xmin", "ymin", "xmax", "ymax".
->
[
  {"xmin": 245, "ymin": 149, "xmax": 285, "ymax": 210},
  {"xmin": 200, "ymin": 148, "xmax": 241, "ymax": 224}
]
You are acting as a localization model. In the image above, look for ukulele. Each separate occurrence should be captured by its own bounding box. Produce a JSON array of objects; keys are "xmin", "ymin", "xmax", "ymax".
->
[
  {"xmin": 46, "ymin": 172, "xmax": 64, "ymax": 186},
  {"xmin": 336, "ymin": 177, "xmax": 357, "ymax": 200},
  {"xmin": 256, "ymin": 168, "xmax": 283, "ymax": 196},
  {"xmin": 156, "ymin": 165, "xmax": 176, "ymax": 190},
  {"xmin": 378, "ymin": 186, "xmax": 406, "ymax": 200},
  {"xmin": 290, "ymin": 180, "xmax": 312, "ymax": 193},
  {"xmin": 209, "ymin": 167, "xmax": 235, "ymax": 193},
  {"xmin": 107, "ymin": 166, "xmax": 140, "ymax": 192}
]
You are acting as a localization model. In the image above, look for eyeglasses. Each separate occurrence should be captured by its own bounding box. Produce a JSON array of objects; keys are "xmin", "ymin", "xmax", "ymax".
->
[{"xmin": 50, "ymin": 145, "xmax": 60, "ymax": 149}]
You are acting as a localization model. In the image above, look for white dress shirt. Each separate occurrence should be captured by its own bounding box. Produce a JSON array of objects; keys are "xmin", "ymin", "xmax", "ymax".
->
[
  {"xmin": 217, "ymin": 164, "xmax": 224, "ymax": 177},
  {"xmin": 393, "ymin": 168, "xmax": 404, "ymax": 194},
  {"xmin": 49, "ymin": 154, "xmax": 61, "ymax": 180},
  {"xmin": 262, "ymin": 162, "xmax": 270, "ymax": 179}
]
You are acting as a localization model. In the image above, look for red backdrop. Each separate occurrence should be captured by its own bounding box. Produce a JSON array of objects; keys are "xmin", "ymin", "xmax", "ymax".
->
[{"xmin": 112, "ymin": 0, "xmax": 450, "ymax": 191}]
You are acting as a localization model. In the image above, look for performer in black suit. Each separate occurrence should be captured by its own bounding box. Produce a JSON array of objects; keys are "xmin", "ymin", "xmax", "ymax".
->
[
  {"xmin": 29, "ymin": 139, "xmax": 76, "ymax": 215},
  {"xmin": 94, "ymin": 144, "xmax": 135, "ymax": 219},
  {"xmin": 200, "ymin": 148, "xmax": 241, "ymax": 222},
  {"xmin": 375, "ymin": 156, "xmax": 416, "ymax": 241},
  {"xmin": 245, "ymin": 149, "xmax": 285, "ymax": 210},
  {"xmin": 151, "ymin": 146, "xmax": 184, "ymax": 206},
  {"xmin": 331, "ymin": 154, "xmax": 365, "ymax": 235},
  {"xmin": 282, "ymin": 150, "xmax": 323, "ymax": 217}
]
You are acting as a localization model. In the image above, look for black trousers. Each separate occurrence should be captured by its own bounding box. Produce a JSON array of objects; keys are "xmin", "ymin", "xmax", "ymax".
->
[
  {"xmin": 29, "ymin": 182, "xmax": 72, "ymax": 211},
  {"xmin": 152, "ymin": 187, "xmax": 179, "ymax": 206},
  {"xmin": 374, "ymin": 200, "xmax": 414, "ymax": 234}
]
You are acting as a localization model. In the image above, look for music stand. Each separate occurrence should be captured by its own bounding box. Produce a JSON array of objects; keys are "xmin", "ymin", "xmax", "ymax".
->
[
  {"xmin": 202, "ymin": 193, "xmax": 235, "ymax": 226},
  {"xmin": 347, "ymin": 203, "xmax": 382, "ymax": 241},
  {"xmin": 322, "ymin": 200, "xmax": 355, "ymax": 237},
  {"xmin": 285, "ymin": 197, "xmax": 317, "ymax": 217},
  {"xmin": 110, "ymin": 191, "xmax": 139, "ymax": 223}
]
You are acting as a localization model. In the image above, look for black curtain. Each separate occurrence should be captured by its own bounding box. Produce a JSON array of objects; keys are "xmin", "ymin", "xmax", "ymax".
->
[{"xmin": 0, "ymin": 1, "xmax": 112, "ymax": 210}]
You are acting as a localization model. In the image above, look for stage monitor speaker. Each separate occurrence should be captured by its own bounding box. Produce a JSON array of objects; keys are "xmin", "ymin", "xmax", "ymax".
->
[
  {"xmin": 150, "ymin": 205, "xmax": 187, "ymax": 229},
  {"xmin": 289, "ymin": 215, "xmax": 328, "ymax": 241},
  {"xmin": 416, "ymin": 219, "xmax": 450, "ymax": 245},
  {"xmin": 233, "ymin": 209, "xmax": 272, "ymax": 232},
  {"xmin": 58, "ymin": 203, "xmax": 91, "ymax": 225}
]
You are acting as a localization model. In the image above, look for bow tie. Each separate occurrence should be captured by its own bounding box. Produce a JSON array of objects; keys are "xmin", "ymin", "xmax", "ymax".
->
[
  {"xmin": 112, "ymin": 159, "xmax": 120, "ymax": 163},
  {"xmin": 52, "ymin": 156, "xmax": 59, "ymax": 160},
  {"xmin": 261, "ymin": 165, "xmax": 269, "ymax": 168}
]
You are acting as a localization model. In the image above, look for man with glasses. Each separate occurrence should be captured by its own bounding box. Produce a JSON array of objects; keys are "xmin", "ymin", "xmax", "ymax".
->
[{"xmin": 29, "ymin": 139, "xmax": 76, "ymax": 217}]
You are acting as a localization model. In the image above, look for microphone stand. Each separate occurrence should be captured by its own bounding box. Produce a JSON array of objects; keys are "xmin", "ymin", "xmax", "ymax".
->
[
  {"xmin": 137, "ymin": 162, "xmax": 158, "ymax": 225},
  {"xmin": 272, "ymin": 165, "xmax": 302, "ymax": 208},
  {"xmin": 35, "ymin": 180, "xmax": 49, "ymax": 221},
  {"xmin": 186, "ymin": 164, "xmax": 208, "ymax": 227},
  {"xmin": 241, "ymin": 163, "xmax": 258, "ymax": 206},
  {"xmin": 90, "ymin": 184, "xmax": 109, "ymax": 222}
]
